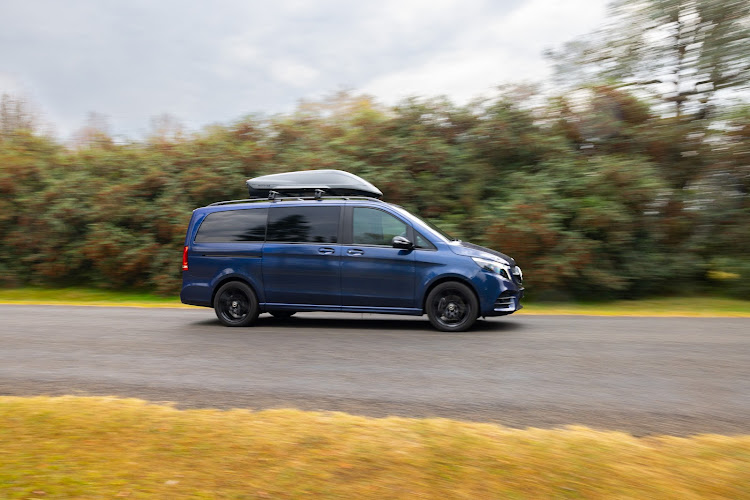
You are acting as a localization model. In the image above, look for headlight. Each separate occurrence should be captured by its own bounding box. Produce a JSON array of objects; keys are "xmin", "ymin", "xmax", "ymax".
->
[{"xmin": 472, "ymin": 257, "xmax": 512, "ymax": 280}]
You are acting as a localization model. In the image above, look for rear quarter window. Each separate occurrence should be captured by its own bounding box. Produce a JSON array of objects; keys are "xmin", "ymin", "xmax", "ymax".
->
[{"xmin": 195, "ymin": 208, "xmax": 268, "ymax": 243}]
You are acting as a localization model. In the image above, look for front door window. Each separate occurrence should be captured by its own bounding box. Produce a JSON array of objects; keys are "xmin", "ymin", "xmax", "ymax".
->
[{"xmin": 352, "ymin": 207, "xmax": 407, "ymax": 246}]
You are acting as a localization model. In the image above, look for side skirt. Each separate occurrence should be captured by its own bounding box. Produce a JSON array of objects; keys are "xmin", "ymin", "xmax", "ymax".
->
[{"xmin": 262, "ymin": 303, "xmax": 423, "ymax": 316}]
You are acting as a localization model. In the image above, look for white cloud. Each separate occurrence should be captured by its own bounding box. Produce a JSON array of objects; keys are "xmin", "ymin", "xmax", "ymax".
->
[
  {"xmin": 223, "ymin": 39, "xmax": 261, "ymax": 66},
  {"xmin": 215, "ymin": 35, "xmax": 262, "ymax": 79},
  {"xmin": 491, "ymin": 0, "xmax": 609, "ymax": 49},
  {"xmin": 380, "ymin": 0, "xmax": 476, "ymax": 28},
  {"xmin": 0, "ymin": 72, "xmax": 24, "ymax": 95},
  {"xmin": 270, "ymin": 60, "xmax": 320, "ymax": 88},
  {"xmin": 0, "ymin": 0, "xmax": 610, "ymax": 139},
  {"xmin": 362, "ymin": 50, "xmax": 510, "ymax": 103},
  {"xmin": 361, "ymin": 0, "xmax": 608, "ymax": 104}
]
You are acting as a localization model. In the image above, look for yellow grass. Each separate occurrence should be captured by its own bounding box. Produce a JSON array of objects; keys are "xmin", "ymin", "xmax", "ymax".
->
[
  {"xmin": 519, "ymin": 296, "xmax": 750, "ymax": 317},
  {"xmin": 0, "ymin": 287, "xmax": 190, "ymax": 308},
  {"xmin": 1, "ymin": 396, "xmax": 749, "ymax": 499}
]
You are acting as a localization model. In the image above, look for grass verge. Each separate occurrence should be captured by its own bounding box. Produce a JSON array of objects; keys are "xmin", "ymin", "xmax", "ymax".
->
[
  {"xmin": 520, "ymin": 296, "xmax": 750, "ymax": 317},
  {"xmin": 1, "ymin": 396, "xmax": 749, "ymax": 499},
  {"xmin": 1, "ymin": 287, "xmax": 750, "ymax": 316},
  {"xmin": 0, "ymin": 287, "xmax": 187, "ymax": 308}
]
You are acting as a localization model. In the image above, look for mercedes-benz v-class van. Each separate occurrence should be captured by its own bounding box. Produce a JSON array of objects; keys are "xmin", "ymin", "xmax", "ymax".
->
[{"xmin": 180, "ymin": 170, "xmax": 523, "ymax": 331}]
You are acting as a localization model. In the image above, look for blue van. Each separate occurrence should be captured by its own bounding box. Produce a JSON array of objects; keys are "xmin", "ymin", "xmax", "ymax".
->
[{"xmin": 180, "ymin": 170, "xmax": 523, "ymax": 331}]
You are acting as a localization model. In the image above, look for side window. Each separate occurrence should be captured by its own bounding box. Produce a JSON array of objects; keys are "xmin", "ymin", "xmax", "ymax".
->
[
  {"xmin": 352, "ymin": 207, "xmax": 408, "ymax": 246},
  {"xmin": 267, "ymin": 206, "xmax": 340, "ymax": 243},
  {"xmin": 195, "ymin": 208, "xmax": 267, "ymax": 243},
  {"xmin": 415, "ymin": 231, "xmax": 436, "ymax": 250}
]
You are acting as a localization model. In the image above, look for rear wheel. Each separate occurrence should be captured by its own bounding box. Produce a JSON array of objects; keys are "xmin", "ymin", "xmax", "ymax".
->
[
  {"xmin": 214, "ymin": 281, "xmax": 259, "ymax": 327},
  {"xmin": 426, "ymin": 282, "xmax": 478, "ymax": 332}
]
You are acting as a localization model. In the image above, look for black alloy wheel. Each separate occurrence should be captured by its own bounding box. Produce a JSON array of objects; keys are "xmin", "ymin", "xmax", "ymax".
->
[
  {"xmin": 214, "ymin": 281, "xmax": 259, "ymax": 327},
  {"xmin": 426, "ymin": 282, "xmax": 478, "ymax": 332}
]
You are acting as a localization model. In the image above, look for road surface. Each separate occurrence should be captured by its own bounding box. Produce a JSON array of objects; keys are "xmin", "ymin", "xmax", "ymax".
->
[{"xmin": 1, "ymin": 305, "xmax": 748, "ymax": 436}]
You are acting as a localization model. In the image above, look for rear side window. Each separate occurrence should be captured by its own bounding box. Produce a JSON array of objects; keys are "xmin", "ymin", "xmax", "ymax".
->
[
  {"xmin": 267, "ymin": 206, "xmax": 340, "ymax": 243},
  {"xmin": 195, "ymin": 208, "xmax": 268, "ymax": 243}
]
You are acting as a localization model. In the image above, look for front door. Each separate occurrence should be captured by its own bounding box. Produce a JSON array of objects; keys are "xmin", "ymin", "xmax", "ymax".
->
[{"xmin": 341, "ymin": 206, "xmax": 416, "ymax": 308}]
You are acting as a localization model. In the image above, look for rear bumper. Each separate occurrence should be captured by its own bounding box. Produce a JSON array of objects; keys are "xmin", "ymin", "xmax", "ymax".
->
[{"xmin": 180, "ymin": 282, "xmax": 212, "ymax": 307}]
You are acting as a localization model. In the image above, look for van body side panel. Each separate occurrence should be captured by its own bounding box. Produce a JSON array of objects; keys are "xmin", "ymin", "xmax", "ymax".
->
[
  {"xmin": 181, "ymin": 242, "xmax": 266, "ymax": 306},
  {"xmin": 261, "ymin": 243, "xmax": 342, "ymax": 306},
  {"xmin": 341, "ymin": 246, "xmax": 416, "ymax": 307}
]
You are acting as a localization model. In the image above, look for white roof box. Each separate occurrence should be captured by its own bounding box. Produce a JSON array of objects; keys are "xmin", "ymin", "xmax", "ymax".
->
[{"xmin": 246, "ymin": 169, "xmax": 383, "ymax": 199}]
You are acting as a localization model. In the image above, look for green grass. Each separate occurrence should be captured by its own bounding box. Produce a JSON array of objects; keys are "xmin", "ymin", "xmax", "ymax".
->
[
  {"xmin": 1, "ymin": 396, "xmax": 749, "ymax": 499},
  {"xmin": 1, "ymin": 287, "xmax": 750, "ymax": 316}
]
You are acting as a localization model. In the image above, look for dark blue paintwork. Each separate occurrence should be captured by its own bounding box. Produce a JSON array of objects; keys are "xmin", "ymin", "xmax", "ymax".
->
[
  {"xmin": 341, "ymin": 244, "xmax": 416, "ymax": 308},
  {"xmin": 180, "ymin": 199, "xmax": 523, "ymax": 317},
  {"xmin": 262, "ymin": 242, "xmax": 342, "ymax": 305}
]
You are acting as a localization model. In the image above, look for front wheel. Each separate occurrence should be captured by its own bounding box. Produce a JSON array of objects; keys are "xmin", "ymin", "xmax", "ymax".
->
[
  {"xmin": 214, "ymin": 281, "xmax": 259, "ymax": 327},
  {"xmin": 426, "ymin": 282, "xmax": 478, "ymax": 332}
]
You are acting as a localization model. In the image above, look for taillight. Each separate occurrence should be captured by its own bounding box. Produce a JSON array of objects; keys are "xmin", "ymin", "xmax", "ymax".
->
[{"xmin": 182, "ymin": 246, "xmax": 189, "ymax": 271}]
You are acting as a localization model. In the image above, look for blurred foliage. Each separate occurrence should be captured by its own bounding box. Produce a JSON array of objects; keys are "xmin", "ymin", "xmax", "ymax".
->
[
  {"xmin": 547, "ymin": 0, "xmax": 750, "ymax": 120},
  {"xmin": 1, "ymin": 0, "xmax": 750, "ymax": 301}
]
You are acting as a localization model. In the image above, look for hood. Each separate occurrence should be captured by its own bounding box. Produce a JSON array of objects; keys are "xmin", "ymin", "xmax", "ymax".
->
[{"xmin": 449, "ymin": 241, "xmax": 517, "ymax": 267}]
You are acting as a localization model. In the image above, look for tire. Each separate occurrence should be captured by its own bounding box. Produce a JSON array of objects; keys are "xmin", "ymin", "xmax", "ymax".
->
[
  {"xmin": 214, "ymin": 281, "xmax": 259, "ymax": 327},
  {"xmin": 425, "ymin": 282, "xmax": 478, "ymax": 332},
  {"xmin": 269, "ymin": 311, "xmax": 296, "ymax": 319}
]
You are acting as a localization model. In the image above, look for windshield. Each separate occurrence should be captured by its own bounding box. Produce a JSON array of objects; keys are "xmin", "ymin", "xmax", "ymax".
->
[{"xmin": 390, "ymin": 205, "xmax": 457, "ymax": 242}]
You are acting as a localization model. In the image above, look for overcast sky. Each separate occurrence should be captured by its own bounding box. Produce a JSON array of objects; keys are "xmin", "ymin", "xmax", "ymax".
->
[{"xmin": 0, "ymin": 0, "xmax": 609, "ymax": 140}]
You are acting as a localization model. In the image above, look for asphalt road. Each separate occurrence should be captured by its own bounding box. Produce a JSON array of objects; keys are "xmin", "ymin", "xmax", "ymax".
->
[{"xmin": 1, "ymin": 304, "xmax": 748, "ymax": 436}]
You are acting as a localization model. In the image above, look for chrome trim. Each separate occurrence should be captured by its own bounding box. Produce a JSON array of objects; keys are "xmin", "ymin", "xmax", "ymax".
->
[{"xmin": 493, "ymin": 295, "xmax": 517, "ymax": 312}]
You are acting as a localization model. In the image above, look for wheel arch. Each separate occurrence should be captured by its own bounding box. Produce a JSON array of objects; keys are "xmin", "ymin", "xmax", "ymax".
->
[
  {"xmin": 210, "ymin": 275, "xmax": 259, "ymax": 308},
  {"xmin": 421, "ymin": 275, "xmax": 481, "ymax": 314}
]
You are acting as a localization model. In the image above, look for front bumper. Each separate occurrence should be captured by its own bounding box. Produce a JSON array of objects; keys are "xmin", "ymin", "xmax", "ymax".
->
[
  {"xmin": 477, "ymin": 265, "xmax": 524, "ymax": 317},
  {"xmin": 490, "ymin": 288, "xmax": 524, "ymax": 315}
]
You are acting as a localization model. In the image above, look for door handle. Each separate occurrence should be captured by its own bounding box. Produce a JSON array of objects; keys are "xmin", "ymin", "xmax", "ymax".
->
[
  {"xmin": 347, "ymin": 249, "xmax": 364, "ymax": 256},
  {"xmin": 318, "ymin": 247, "xmax": 335, "ymax": 255}
]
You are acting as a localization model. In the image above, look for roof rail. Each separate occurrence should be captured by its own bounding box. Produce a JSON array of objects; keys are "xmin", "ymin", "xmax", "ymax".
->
[{"xmin": 208, "ymin": 198, "xmax": 267, "ymax": 206}]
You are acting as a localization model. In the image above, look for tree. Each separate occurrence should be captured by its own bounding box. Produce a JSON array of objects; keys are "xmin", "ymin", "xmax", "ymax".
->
[
  {"xmin": 547, "ymin": 1, "xmax": 750, "ymax": 254},
  {"xmin": 0, "ymin": 94, "xmax": 37, "ymax": 138},
  {"xmin": 547, "ymin": 0, "xmax": 750, "ymax": 120},
  {"xmin": 72, "ymin": 112, "xmax": 114, "ymax": 149}
]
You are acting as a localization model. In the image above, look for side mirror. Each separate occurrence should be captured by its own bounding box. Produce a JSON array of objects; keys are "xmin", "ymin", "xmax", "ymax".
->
[{"xmin": 392, "ymin": 235, "xmax": 414, "ymax": 250}]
